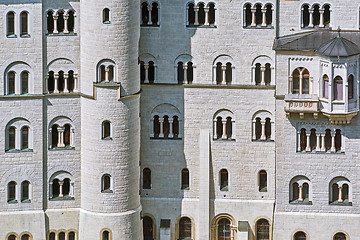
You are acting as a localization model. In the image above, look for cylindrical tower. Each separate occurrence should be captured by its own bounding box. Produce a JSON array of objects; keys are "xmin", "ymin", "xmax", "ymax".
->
[{"xmin": 79, "ymin": 0, "xmax": 141, "ymax": 239}]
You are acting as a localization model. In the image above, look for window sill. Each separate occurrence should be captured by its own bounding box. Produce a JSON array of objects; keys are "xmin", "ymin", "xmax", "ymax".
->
[
  {"xmin": 103, "ymin": 21, "xmax": 111, "ymax": 24},
  {"xmin": 102, "ymin": 137, "xmax": 112, "ymax": 140},
  {"xmin": 290, "ymin": 200, "xmax": 312, "ymax": 205},
  {"xmin": 181, "ymin": 187, "xmax": 190, "ymax": 190},
  {"xmin": 5, "ymin": 149, "xmax": 33, "ymax": 153},
  {"xmin": 329, "ymin": 201, "xmax": 352, "ymax": 206},
  {"xmin": 141, "ymin": 24, "xmax": 160, "ymax": 27},
  {"xmin": 150, "ymin": 137, "xmax": 182, "ymax": 140},
  {"xmin": 213, "ymin": 138, "xmax": 236, "ymax": 142},
  {"xmin": 46, "ymin": 32, "xmax": 77, "ymax": 36},
  {"xmin": 259, "ymin": 188, "xmax": 267, "ymax": 192},
  {"xmin": 252, "ymin": 139, "xmax": 274, "ymax": 142},
  {"xmin": 49, "ymin": 146, "xmax": 75, "ymax": 151},
  {"xmin": 186, "ymin": 25, "xmax": 217, "ymax": 28},
  {"xmin": 297, "ymin": 150, "xmax": 344, "ymax": 154},
  {"xmin": 7, "ymin": 200, "xmax": 18, "ymax": 204},
  {"xmin": 21, "ymin": 199, "xmax": 31, "ymax": 203},
  {"xmin": 101, "ymin": 189, "xmax": 113, "ymax": 193},
  {"xmin": 20, "ymin": 34, "xmax": 30, "ymax": 38},
  {"xmin": 220, "ymin": 187, "xmax": 228, "ymax": 191},
  {"xmin": 244, "ymin": 25, "xmax": 273, "ymax": 29},
  {"xmin": 6, "ymin": 34, "xmax": 17, "ymax": 38},
  {"xmin": 49, "ymin": 196, "xmax": 75, "ymax": 201}
]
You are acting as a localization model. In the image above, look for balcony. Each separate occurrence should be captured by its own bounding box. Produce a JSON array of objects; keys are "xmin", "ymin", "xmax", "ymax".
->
[{"xmin": 284, "ymin": 94, "xmax": 319, "ymax": 119}]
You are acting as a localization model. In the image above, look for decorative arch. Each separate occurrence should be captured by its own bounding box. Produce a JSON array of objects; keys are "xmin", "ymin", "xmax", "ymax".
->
[
  {"xmin": 140, "ymin": 53, "xmax": 157, "ymax": 84},
  {"xmin": 19, "ymin": 232, "xmax": 33, "ymax": 240},
  {"xmin": 97, "ymin": 59, "xmax": 116, "ymax": 83},
  {"xmin": 252, "ymin": 110, "xmax": 273, "ymax": 141},
  {"xmin": 213, "ymin": 109, "xmax": 235, "ymax": 140},
  {"xmin": 4, "ymin": 61, "xmax": 32, "ymax": 95},
  {"xmin": 5, "ymin": 117, "xmax": 32, "ymax": 151},
  {"xmin": 254, "ymin": 217, "xmax": 271, "ymax": 240},
  {"xmin": 5, "ymin": 233, "xmax": 19, "ymax": 240},
  {"xmin": 332, "ymin": 231, "xmax": 349, "ymax": 240},
  {"xmin": 213, "ymin": 55, "xmax": 234, "ymax": 85},
  {"xmin": 49, "ymin": 116, "xmax": 74, "ymax": 149},
  {"xmin": 252, "ymin": 55, "xmax": 273, "ymax": 85},
  {"xmin": 151, "ymin": 103, "xmax": 182, "ymax": 139},
  {"xmin": 100, "ymin": 228, "xmax": 112, "ymax": 240},
  {"xmin": 289, "ymin": 175, "xmax": 312, "ymax": 203},
  {"xmin": 211, "ymin": 213, "xmax": 237, "ymax": 240},
  {"xmin": 49, "ymin": 170, "xmax": 74, "ymax": 200},
  {"xmin": 175, "ymin": 215, "xmax": 195, "ymax": 240},
  {"xmin": 292, "ymin": 230, "xmax": 308, "ymax": 240},
  {"xmin": 175, "ymin": 54, "xmax": 195, "ymax": 84},
  {"xmin": 46, "ymin": 58, "xmax": 78, "ymax": 93},
  {"xmin": 329, "ymin": 176, "xmax": 352, "ymax": 205}
]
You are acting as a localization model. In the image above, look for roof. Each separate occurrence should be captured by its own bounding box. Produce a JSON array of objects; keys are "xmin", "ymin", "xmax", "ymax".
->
[{"xmin": 273, "ymin": 30, "xmax": 360, "ymax": 57}]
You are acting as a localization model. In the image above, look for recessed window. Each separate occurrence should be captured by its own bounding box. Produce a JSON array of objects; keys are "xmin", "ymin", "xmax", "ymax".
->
[
  {"xmin": 220, "ymin": 169, "xmax": 228, "ymax": 191},
  {"xmin": 259, "ymin": 170, "xmax": 267, "ymax": 192},
  {"xmin": 8, "ymin": 235, "xmax": 17, "ymax": 240},
  {"xmin": 8, "ymin": 181, "xmax": 17, "ymax": 203},
  {"xmin": 294, "ymin": 231, "xmax": 306, "ymax": 240},
  {"xmin": 8, "ymin": 126, "xmax": 16, "ymax": 150},
  {"xmin": 143, "ymin": 216, "xmax": 154, "ymax": 240},
  {"xmin": 21, "ymin": 180, "xmax": 31, "ymax": 202},
  {"xmin": 179, "ymin": 217, "xmax": 192, "ymax": 239},
  {"xmin": 101, "ymin": 229, "xmax": 112, "ymax": 240},
  {"xmin": 20, "ymin": 12, "xmax": 29, "ymax": 37},
  {"xmin": 218, "ymin": 218, "xmax": 230, "ymax": 239},
  {"xmin": 143, "ymin": 168, "xmax": 151, "ymax": 189},
  {"xmin": 102, "ymin": 121, "xmax": 111, "ymax": 139},
  {"xmin": 8, "ymin": 71, "xmax": 16, "ymax": 95},
  {"xmin": 334, "ymin": 232, "xmax": 346, "ymax": 240},
  {"xmin": 348, "ymin": 75, "xmax": 354, "ymax": 99},
  {"xmin": 181, "ymin": 168, "xmax": 189, "ymax": 190},
  {"xmin": 103, "ymin": 8, "xmax": 110, "ymax": 23},
  {"xmin": 21, "ymin": 234, "xmax": 30, "ymax": 240},
  {"xmin": 102, "ymin": 174, "xmax": 112, "ymax": 193},
  {"xmin": 334, "ymin": 76, "xmax": 343, "ymax": 100},
  {"xmin": 256, "ymin": 219, "xmax": 270, "ymax": 240},
  {"xmin": 7, "ymin": 12, "xmax": 15, "ymax": 37}
]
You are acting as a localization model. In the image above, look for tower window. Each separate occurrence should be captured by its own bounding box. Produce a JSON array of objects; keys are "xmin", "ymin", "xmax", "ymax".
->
[
  {"xmin": 348, "ymin": 75, "xmax": 354, "ymax": 99},
  {"xmin": 8, "ymin": 71, "xmax": 15, "ymax": 95},
  {"xmin": 220, "ymin": 169, "xmax": 228, "ymax": 191},
  {"xmin": 47, "ymin": 11, "xmax": 54, "ymax": 33},
  {"xmin": 218, "ymin": 218, "xmax": 231, "ymax": 240},
  {"xmin": 21, "ymin": 71, "xmax": 29, "ymax": 94},
  {"xmin": 103, "ymin": 8, "xmax": 110, "ymax": 23},
  {"xmin": 20, "ymin": 11, "xmax": 29, "ymax": 36},
  {"xmin": 179, "ymin": 217, "xmax": 192, "ymax": 239},
  {"xmin": 181, "ymin": 168, "xmax": 189, "ymax": 190},
  {"xmin": 259, "ymin": 170, "xmax": 267, "ymax": 192},
  {"xmin": 7, "ymin": 12, "xmax": 15, "ymax": 37},
  {"xmin": 102, "ymin": 121, "xmax": 111, "ymax": 139},
  {"xmin": 21, "ymin": 126, "xmax": 29, "ymax": 150},
  {"xmin": 8, "ymin": 126, "xmax": 16, "ymax": 150},
  {"xmin": 8, "ymin": 181, "xmax": 17, "ymax": 203},
  {"xmin": 143, "ymin": 216, "xmax": 154, "ymax": 240},
  {"xmin": 102, "ymin": 174, "xmax": 112, "ymax": 193},
  {"xmin": 21, "ymin": 181, "xmax": 30, "ymax": 202},
  {"xmin": 143, "ymin": 168, "xmax": 151, "ymax": 189},
  {"xmin": 294, "ymin": 231, "xmax": 306, "ymax": 240},
  {"xmin": 334, "ymin": 76, "xmax": 343, "ymax": 100}
]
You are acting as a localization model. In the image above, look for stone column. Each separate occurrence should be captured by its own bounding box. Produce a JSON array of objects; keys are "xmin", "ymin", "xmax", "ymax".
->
[
  {"xmin": 59, "ymin": 181, "xmax": 64, "ymax": 198},
  {"xmin": 144, "ymin": 64, "xmax": 149, "ymax": 83},
  {"xmin": 316, "ymin": 133, "xmax": 321, "ymax": 151},
  {"xmin": 252, "ymin": 120, "xmax": 257, "ymax": 140},
  {"xmin": 159, "ymin": 118, "xmax": 164, "ymax": 138},
  {"xmin": 288, "ymin": 76, "xmax": 293, "ymax": 94},
  {"xmin": 49, "ymin": 128, "xmax": 52, "ymax": 148},
  {"xmin": 183, "ymin": 64, "xmax": 188, "ymax": 84},
  {"xmin": 64, "ymin": 73, "xmax": 69, "ymax": 93},
  {"xmin": 330, "ymin": 132, "xmax": 336, "ymax": 152},
  {"xmin": 338, "ymin": 186, "xmax": 343, "ymax": 202},
  {"xmin": 150, "ymin": 119, "xmax": 155, "ymax": 138},
  {"xmin": 168, "ymin": 119, "xmax": 174, "ymax": 138},
  {"xmin": 54, "ymin": 73, "xmax": 59, "ymax": 93},
  {"xmin": 299, "ymin": 75, "xmax": 303, "ymax": 94},
  {"xmin": 309, "ymin": 9, "xmax": 314, "ymax": 27},
  {"xmin": 270, "ymin": 120, "xmax": 275, "ymax": 140},
  {"xmin": 105, "ymin": 67, "xmax": 109, "ymax": 82},
  {"xmin": 57, "ymin": 127, "xmax": 65, "ymax": 147},
  {"xmin": 319, "ymin": 9, "xmax": 324, "ymax": 27},
  {"xmin": 74, "ymin": 74, "xmax": 78, "ymax": 92},
  {"xmin": 214, "ymin": 120, "xmax": 218, "ymax": 139},
  {"xmin": 298, "ymin": 185, "xmax": 303, "ymax": 201},
  {"xmin": 320, "ymin": 133, "xmax": 326, "ymax": 151},
  {"xmin": 305, "ymin": 133, "xmax": 311, "ymax": 151},
  {"xmin": 194, "ymin": 7, "xmax": 199, "ymax": 25},
  {"xmin": 70, "ymin": 128, "xmax": 75, "ymax": 147},
  {"xmin": 221, "ymin": 65, "xmax": 227, "ymax": 84},
  {"xmin": 53, "ymin": 14, "xmax": 59, "ymax": 34},
  {"xmin": 147, "ymin": 5, "xmax": 152, "ymax": 25},
  {"xmin": 204, "ymin": 7, "xmax": 210, "ymax": 26},
  {"xmin": 251, "ymin": 8, "xmax": 256, "ymax": 27},
  {"xmin": 260, "ymin": 66, "xmax": 266, "ymax": 85},
  {"xmin": 70, "ymin": 181, "xmax": 75, "ymax": 197},
  {"xmin": 297, "ymin": 131, "xmax": 301, "ymax": 152},
  {"xmin": 261, "ymin": 8, "xmax": 267, "ymax": 27},
  {"xmin": 63, "ymin": 14, "xmax": 69, "ymax": 33},
  {"xmin": 260, "ymin": 120, "xmax": 266, "ymax": 140},
  {"xmin": 222, "ymin": 119, "xmax": 227, "ymax": 139},
  {"xmin": 49, "ymin": 182, "xmax": 53, "ymax": 199}
]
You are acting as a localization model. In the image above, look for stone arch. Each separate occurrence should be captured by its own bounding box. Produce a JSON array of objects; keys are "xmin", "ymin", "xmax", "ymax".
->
[
  {"xmin": 151, "ymin": 103, "xmax": 182, "ymax": 139},
  {"xmin": 175, "ymin": 215, "xmax": 196, "ymax": 240},
  {"xmin": 211, "ymin": 213, "xmax": 237, "ymax": 240},
  {"xmin": 252, "ymin": 110, "xmax": 273, "ymax": 141},
  {"xmin": 47, "ymin": 58, "xmax": 76, "ymax": 73},
  {"xmin": 213, "ymin": 109, "xmax": 235, "ymax": 140},
  {"xmin": 143, "ymin": 214, "xmax": 157, "ymax": 240},
  {"xmin": 96, "ymin": 59, "xmax": 116, "ymax": 82}
]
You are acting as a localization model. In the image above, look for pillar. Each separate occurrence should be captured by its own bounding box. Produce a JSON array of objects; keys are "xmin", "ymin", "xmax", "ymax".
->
[
  {"xmin": 251, "ymin": 8, "xmax": 256, "ymax": 27},
  {"xmin": 320, "ymin": 133, "xmax": 326, "ymax": 151},
  {"xmin": 147, "ymin": 5, "xmax": 152, "ymax": 25},
  {"xmin": 49, "ymin": 182, "xmax": 53, "ymax": 199},
  {"xmin": 204, "ymin": 7, "xmax": 209, "ymax": 25},
  {"xmin": 168, "ymin": 119, "xmax": 174, "ymax": 138},
  {"xmin": 105, "ymin": 67, "xmax": 109, "ymax": 82},
  {"xmin": 260, "ymin": 120, "xmax": 266, "ymax": 140},
  {"xmin": 54, "ymin": 74, "xmax": 59, "ymax": 93},
  {"xmin": 330, "ymin": 132, "xmax": 336, "ymax": 152},
  {"xmin": 150, "ymin": 118, "xmax": 155, "ymax": 138},
  {"xmin": 214, "ymin": 120, "xmax": 218, "ymax": 139},
  {"xmin": 59, "ymin": 181, "xmax": 64, "ymax": 198},
  {"xmin": 270, "ymin": 121, "xmax": 275, "ymax": 140},
  {"xmin": 57, "ymin": 127, "xmax": 65, "ymax": 147},
  {"xmin": 49, "ymin": 128, "xmax": 52, "ymax": 149},
  {"xmin": 221, "ymin": 65, "xmax": 227, "ymax": 84},
  {"xmin": 144, "ymin": 64, "xmax": 149, "ymax": 83},
  {"xmin": 338, "ymin": 186, "xmax": 343, "ymax": 202},
  {"xmin": 309, "ymin": 9, "xmax": 314, "ymax": 27},
  {"xmin": 298, "ymin": 185, "xmax": 303, "ymax": 201},
  {"xmin": 74, "ymin": 74, "xmax": 78, "ymax": 92},
  {"xmin": 319, "ymin": 9, "xmax": 324, "ymax": 27},
  {"xmin": 159, "ymin": 118, "xmax": 164, "ymax": 138},
  {"xmin": 53, "ymin": 14, "xmax": 58, "ymax": 34},
  {"xmin": 305, "ymin": 133, "xmax": 311, "ymax": 151},
  {"xmin": 194, "ymin": 7, "xmax": 199, "ymax": 25},
  {"xmin": 183, "ymin": 64, "xmax": 188, "ymax": 84},
  {"xmin": 297, "ymin": 131, "xmax": 301, "ymax": 152},
  {"xmin": 222, "ymin": 119, "xmax": 227, "ymax": 139},
  {"xmin": 252, "ymin": 120, "xmax": 257, "ymax": 140},
  {"xmin": 71, "ymin": 128, "xmax": 75, "ymax": 147},
  {"xmin": 70, "ymin": 181, "xmax": 75, "ymax": 197},
  {"xmin": 260, "ymin": 66, "xmax": 266, "ymax": 85},
  {"xmin": 63, "ymin": 14, "xmax": 69, "ymax": 33},
  {"xmin": 316, "ymin": 133, "xmax": 321, "ymax": 151},
  {"xmin": 261, "ymin": 8, "xmax": 266, "ymax": 26}
]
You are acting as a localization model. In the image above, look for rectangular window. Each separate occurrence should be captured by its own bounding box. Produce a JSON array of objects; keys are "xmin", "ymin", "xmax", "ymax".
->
[
  {"xmin": 324, "ymin": 79, "xmax": 329, "ymax": 98},
  {"xmin": 7, "ymin": 13, "xmax": 15, "ymax": 36}
]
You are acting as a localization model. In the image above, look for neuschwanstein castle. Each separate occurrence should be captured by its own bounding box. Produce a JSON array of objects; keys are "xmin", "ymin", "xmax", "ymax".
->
[{"xmin": 1, "ymin": 0, "xmax": 360, "ymax": 239}]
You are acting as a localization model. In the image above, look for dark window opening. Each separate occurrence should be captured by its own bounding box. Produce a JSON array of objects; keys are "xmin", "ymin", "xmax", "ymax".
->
[
  {"xmin": 58, "ymin": 71, "xmax": 64, "ymax": 92},
  {"xmin": 179, "ymin": 217, "xmax": 192, "ymax": 239},
  {"xmin": 188, "ymin": 3, "xmax": 195, "ymax": 25},
  {"xmin": 102, "ymin": 231, "xmax": 110, "ymax": 240},
  {"xmin": 302, "ymin": 183, "xmax": 309, "ymax": 200},
  {"xmin": 181, "ymin": 168, "xmax": 189, "ymax": 190},
  {"xmin": 216, "ymin": 116, "xmax": 223, "ymax": 139},
  {"xmin": 292, "ymin": 182, "xmax": 299, "ymax": 201},
  {"xmin": 216, "ymin": 62, "xmax": 222, "ymax": 84},
  {"xmin": 187, "ymin": 62, "xmax": 193, "ymax": 84},
  {"xmin": 48, "ymin": 71, "xmax": 55, "ymax": 93},
  {"xmin": 68, "ymin": 70, "xmax": 74, "ymax": 92},
  {"xmin": 265, "ymin": 63, "xmax": 271, "ymax": 85},
  {"xmin": 255, "ymin": 117, "xmax": 261, "ymax": 140},
  {"xmin": 324, "ymin": 5, "xmax": 330, "ymax": 27},
  {"xmin": 313, "ymin": 5, "xmax": 320, "ymax": 26},
  {"xmin": 173, "ymin": 116, "xmax": 179, "ymax": 138},
  {"xmin": 225, "ymin": 62, "xmax": 232, "ymax": 85},
  {"xmin": 310, "ymin": 129, "xmax": 316, "ymax": 151},
  {"xmin": 142, "ymin": 2, "xmax": 149, "ymax": 25},
  {"xmin": 209, "ymin": 3, "xmax": 216, "ymax": 25},
  {"xmin": 143, "ymin": 216, "xmax": 154, "ymax": 240},
  {"xmin": 68, "ymin": 232, "xmax": 75, "ymax": 240},
  {"xmin": 21, "ymin": 126, "xmax": 29, "ymax": 149},
  {"xmin": 63, "ymin": 178, "xmax": 70, "ymax": 196},
  {"xmin": 255, "ymin": 63, "xmax": 261, "ymax": 85},
  {"xmin": 51, "ymin": 124, "xmax": 58, "ymax": 148},
  {"xmin": 7, "ymin": 12, "xmax": 15, "ymax": 36},
  {"xmin": 140, "ymin": 61, "xmax": 145, "ymax": 83},
  {"xmin": 220, "ymin": 169, "xmax": 228, "ymax": 191},
  {"xmin": 47, "ymin": 11, "xmax": 54, "ymax": 33},
  {"xmin": 103, "ymin": 121, "xmax": 111, "ymax": 139},
  {"xmin": 68, "ymin": 11, "xmax": 75, "ymax": 32},
  {"xmin": 348, "ymin": 75, "xmax": 354, "ymax": 99},
  {"xmin": 8, "ymin": 71, "xmax": 15, "ymax": 95},
  {"xmin": 20, "ymin": 12, "xmax": 28, "ymax": 36},
  {"xmin": 103, "ymin": 175, "xmax": 111, "ymax": 191},
  {"xmin": 163, "ymin": 116, "xmax": 170, "ymax": 138},
  {"xmin": 265, "ymin": 118, "xmax": 271, "ymax": 139},
  {"xmin": 259, "ymin": 170, "xmax": 267, "ymax": 192},
  {"xmin": 153, "ymin": 115, "xmax": 160, "ymax": 138},
  {"xmin": 245, "ymin": 4, "xmax": 252, "ymax": 27},
  {"xmin": 143, "ymin": 168, "xmax": 151, "ymax": 189},
  {"xmin": 103, "ymin": 8, "xmax": 110, "ymax": 23},
  {"xmin": 334, "ymin": 233, "xmax": 346, "ymax": 240},
  {"xmin": 198, "ymin": 3, "xmax": 205, "ymax": 25},
  {"xmin": 178, "ymin": 62, "xmax": 184, "ymax": 84},
  {"xmin": 226, "ymin": 117, "xmax": 232, "ymax": 139},
  {"xmin": 302, "ymin": 69, "xmax": 309, "ymax": 94},
  {"xmin": 255, "ymin": 4, "xmax": 262, "ymax": 25},
  {"xmin": 149, "ymin": 61, "xmax": 155, "ymax": 83},
  {"xmin": 218, "ymin": 218, "xmax": 231, "ymax": 240},
  {"xmin": 9, "ymin": 126, "xmax": 16, "ymax": 150},
  {"xmin": 59, "ymin": 232, "xmax": 65, "ymax": 240},
  {"xmin": 21, "ymin": 181, "xmax": 30, "ymax": 201},
  {"xmin": 57, "ymin": 10, "xmax": 65, "ymax": 33},
  {"xmin": 300, "ymin": 128, "xmax": 306, "ymax": 151},
  {"xmin": 64, "ymin": 124, "xmax": 71, "ymax": 146},
  {"xmin": 302, "ymin": 5, "xmax": 309, "ymax": 27},
  {"xmin": 21, "ymin": 71, "xmax": 29, "ymax": 94},
  {"xmin": 151, "ymin": 3, "xmax": 159, "ymax": 26},
  {"xmin": 265, "ymin": 5, "xmax": 272, "ymax": 26},
  {"xmin": 8, "ymin": 181, "xmax": 16, "ymax": 202},
  {"xmin": 294, "ymin": 231, "xmax": 306, "ymax": 240},
  {"xmin": 335, "ymin": 129, "xmax": 341, "ymax": 151},
  {"xmin": 52, "ymin": 179, "xmax": 60, "ymax": 197},
  {"xmin": 256, "ymin": 219, "xmax": 270, "ymax": 240}
]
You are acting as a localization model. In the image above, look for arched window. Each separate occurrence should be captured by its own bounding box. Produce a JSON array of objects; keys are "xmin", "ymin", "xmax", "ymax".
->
[
  {"xmin": 63, "ymin": 178, "xmax": 71, "ymax": 196},
  {"xmin": 178, "ymin": 62, "xmax": 184, "ymax": 84},
  {"xmin": 101, "ymin": 230, "xmax": 111, "ymax": 240},
  {"xmin": 292, "ymin": 69, "xmax": 300, "ymax": 93},
  {"xmin": 47, "ymin": 11, "xmax": 54, "ymax": 33},
  {"xmin": 255, "ymin": 4, "xmax": 262, "ymax": 25},
  {"xmin": 68, "ymin": 70, "xmax": 74, "ymax": 92},
  {"xmin": 8, "ymin": 235, "xmax": 17, "ymax": 240},
  {"xmin": 68, "ymin": 232, "xmax": 75, "ymax": 240},
  {"xmin": 244, "ymin": 4, "xmax": 252, "ymax": 27},
  {"xmin": 265, "ymin": 118, "xmax": 271, "ymax": 139},
  {"xmin": 103, "ymin": 8, "xmax": 110, "ymax": 23},
  {"xmin": 173, "ymin": 116, "xmax": 179, "ymax": 138},
  {"xmin": 21, "ymin": 181, "xmax": 30, "ymax": 202},
  {"xmin": 68, "ymin": 10, "xmax": 75, "ymax": 32},
  {"xmin": 225, "ymin": 117, "xmax": 232, "ymax": 139},
  {"xmin": 294, "ymin": 231, "xmax": 306, "ymax": 240},
  {"xmin": 342, "ymin": 184, "xmax": 349, "ymax": 201},
  {"xmin": 324, "ymin": 5, "xmax": 331, "ymax": 27},
  {"xmin": 179, "ymin": 217, "xmax": 192, "ymax": 239},
  {"xmin": 313, "ymin": 5, "xmax": 320, "ymax": 26},
  {"xmin": 198, "ymin": 3, "xmax": 205, "ymax": 25},
  {"xmin": 7, "ymin": 12, "xmax": 15, "ymax": 36},
  {"xmin": 187, "ymin": 62, "xmax": 194, "ymax": 84},
  {"xmin": 252, "ymin": 112, "xmax": 273, "ymax": 141},
  {"xmin": 264, "ymin": 63, "xmax": 271, "ymax": 85},
  {"xmin": 57, "ymin": 10, "xmax": 65, "ymax": 33},
  {"xmin": 141, "ymin": 2, "xmax": 149, "ymax": 25},
  {"xmin": 59, "ymin": 232, "xmax": 65, "ymax": 240},
  {"xmin": 102, "ymin": 121, "xmax": 111, "ymax": 139},
  {"xmin": 20, "ymin": 11, "xmax": 29, "ymax": 36},
  {"xmin": 220, "ymin": 169, "xmax": 228, "ymax": 191},
  {"xmin": 302, "ymin": 5, "xmax": 310, "ymax": 27},
  {"xmin": 58, "ymin": 71, "xmax": 64, "ymax": 92},
  {"xmin": 49, "ymin": 232, "xmax": 56, "ymax": 240},
  {"xmin": 216, "ymin": 62, "xmax": 222, "ymax": 84},
  {"xmin": 348, "ymin": 75, "xmax": 354, "ymax": 99},
  {"xmin": 64, "ymin": 124, "xmax": 71, "ymax": 146},
  {"xmin": 143, "ymin": 168, "xmax": 151, "ymax": 189},
  {"xmin": 325, "ymin": 129, "xmax": 331, "ymax": 151},
  {"xmin": 255, "ymin": 117, "xmax": 261, "ymax": 140},
  {"xmin": 218, "ymin": 218, "xmax": 230, "ymax": 240},
  {"xmin": 290, "ymin": 176, "xmax": 311, "ymax": 203},
  {"xmin": 21, "ymin": 71, "xmax": 29, "ymax": 94},
  {"xmin": 265, "ymin": 5, "xmax": 272, "ymax": 26},
  {"xmin": 148, "ymin": 61, "xmax": 155, "ymax": 83},
  {"xmin": 51, "ymin": 124, "xmax": 58, "ymax": 148},
  {"xmin": 98, "ymin": 61, "xmax": 115, "ymax": 82},
  {"xmin": 187, "ymin": 3, "xmax": 195, "ymax": 26},
  {"xmin": 50, "ymin": 171, "xmax": 74, "ymax": 200},
  {"xmin": 153, "ymin": 115, "xmax": 160, "ymax": 138},
  {"xmin": 334, "ymin": 76, "xmax": 343, "ymax": 100},
  {"xmin": 323, "ymin": 74, "xmax": 329, "ymax": 98},
  {"xmin": 48, "ymin": 71, "xmax": 55, "ymax": 93},
  {"xmin": 151, "ymin": 3, "xmax": 159, "ymax": 26},
  {"xmin": 330, "ymin": 177, "xmax": 351, "ymax": 204},
  {"xmin": 140, "ymin": 61, "xmax": 145, "ymax": 83},
  {"xmin": 52, "ymin": 179, "xmax": 60, "ymax": 198},
  {"xmin": 309, "ymin": 128, "xmax": 316, "ymax": 151},
  {"xmin": 302, "ymin": 182, "xmax": 309, "ymax": 200},
  {"xmin": 163, "ymin": 115, "xmax": 170, "ymax": 138},
  {"xmin": 302, "ymin": 69, "xmax": 309, "ymax": 94},
  {"xmin": 225, "ymin": 62, "xmax": 232, "ymax": 85},
  {"xmin": 8, "ymin": 71, "xmax": 15, "ymax": 95},
  {"xmin": 256, "ymin": 219, "xmax": 270, "ymax": 240},
  {"xmin": 8, "ymin": 126, "xmax": 16, "ymax": 150},
  {"xmin": 259, "ymin": 170, "xmax": 267, "ymax": 192},
  {"xmin": 8, "ymin": 181, "xmax": 17, "ymax": 203},
  {"xmin": 299, "ymin": 128, "xmax": 306, "ymax": 151},
  {"xmin": 292, "ymin": 182, "xmax": 299, "ymax": 201},
  {"xmin": 181, "ymin": 168, "xmax": 189, "ymax": 190},
  {"xmin": 21, "ymin": 234, "xmax": 30, "ymax": 240},
  {"xmin": 209, "ymin": 3, "xmax": 216, "ymax": 25},
  {"xmin": 335, "ymin": 129, "xmax": 341, "ymax": 151},
  {"xmin": 21, "ymin": 126, "xmax": 29, "ymax": 149},
  {"xmin": 334, "ymin": 232, "xmax": 346, "ymax": 240},
  {"xmin": 255, "ymin": 63, "xmax": 261, "ymax": 85},
  {"xmin": 102, "ymin": 174, "xmax": 112, "ymax": 192},
  {"xmin": 143, "ymin": 216, "xmax": 154, "ymax": 240}
]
